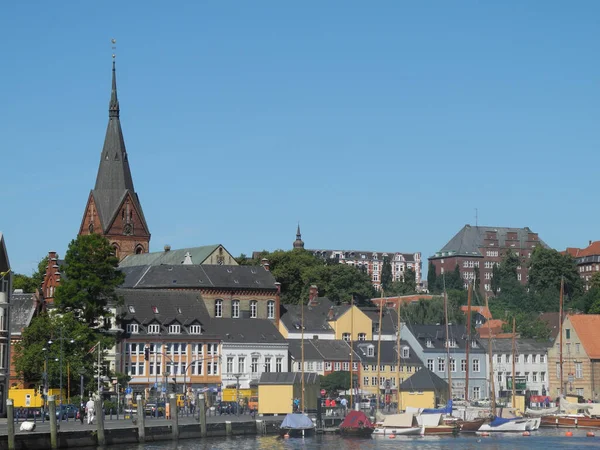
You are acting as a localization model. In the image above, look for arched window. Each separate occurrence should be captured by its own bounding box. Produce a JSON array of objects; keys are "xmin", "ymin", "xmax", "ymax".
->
[
  {"xmin": 267, "ymin": 300, "xmax": 275, "ymax": 319},
  {"xmin": 215, "ymin": 299, "xmax": 223, "ymax": 318},
  {"xmin": 232, "ymin": 300, "xmax": 240, "ymax": 318},
  {"xmin": 135, "ymin": 245, "xmax": 144, "ymax": 254},
  {"xmin": 112, "ymin": 243, "xmax": 120, "ymax": 259},
  {"xmin": 250, "ymin": 301, "xmax": 257, "ymax": 319}
]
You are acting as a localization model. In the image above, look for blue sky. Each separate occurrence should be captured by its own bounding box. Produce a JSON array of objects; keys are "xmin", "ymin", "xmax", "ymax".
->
[{"xmin": 2, "ymin": 1, "xmax": 599, "ymax": 275}]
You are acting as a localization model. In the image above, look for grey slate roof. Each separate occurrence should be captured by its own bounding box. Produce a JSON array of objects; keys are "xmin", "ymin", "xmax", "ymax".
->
[
  {"xmin": 353, "ymin": 340, "xmax": 422, "ymax": 366},
  {"xmin": 10, "ymin": 293, "xmax": 36, "ymax": 335},
  {"xmin": 287, "ymin": 339, "xmax": 360, "ymax": 361},
  {"xmin": 0, "ymin": 232, "xmax": 9, "ymax": 273},
  {"xmin": 400, "ymin": 368, "xmax": 448, "ymax": 392},
  {"xmin": 119, "ymin": 245, "xmax": 226, "ymax": 268},
  {"xmin": 216, "ymin": 319, "xmax": 286, "ymax": 344},
  {"xmin": 431, "ymin": 225, "xmax": 548, "ymax": 258},
  {"xmin": 362, "ymin": 307, "xmax": 398, "ymax": 335},
  {"xmin": 120, "ymin": 289, "xmax": 214, "ymax": 336},
  {"xmin": 479, "ymin": 338, "xmax": 551, "ymax": 353},
  {"xmin": 280, "ymin": 298, "xmax": 336, "ymax": 334},
  {"xmin": 405, "ymin": 324, "xmax": 485, "ymax": 352},
  {"xmin": 259, "ymin": 372, "xmax": 320, "ymax": 385},
  {"xmin": 120, "ymin": 264, "xmax": 277, "ymax": 290},
  {"xmin": 92, "ymin": 61, "xmax": 149, "ymax": 234}
]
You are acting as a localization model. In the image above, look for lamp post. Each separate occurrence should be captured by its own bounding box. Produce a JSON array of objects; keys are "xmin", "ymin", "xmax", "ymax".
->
[
  {"xmin": 79, "ymin": 368, "xmax": 85, "ymax": 407},
  {"xmin": 42, "ymin": 347, "xmax": 49, "ymax": 413},
  {"xmin": 48, "ymin": 328, "xmax": 75, "ymax": 406}
]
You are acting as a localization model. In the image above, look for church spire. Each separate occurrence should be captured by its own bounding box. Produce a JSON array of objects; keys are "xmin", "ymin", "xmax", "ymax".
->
[
  {"xmin": 293, "ymin": 223, "xmax": 305, "ymax": 249},
  {"xmin": 109, "ymin": 59, "xmax": 119, "ymax": 118}
]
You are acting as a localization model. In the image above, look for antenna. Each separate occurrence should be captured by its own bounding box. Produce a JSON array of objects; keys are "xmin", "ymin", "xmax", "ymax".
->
[{"xmin": 111, "ymin": 38, "xmax": 117, "ymax": 59}]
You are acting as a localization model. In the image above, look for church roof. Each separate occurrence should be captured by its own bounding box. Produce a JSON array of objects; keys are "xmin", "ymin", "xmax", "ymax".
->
[
  {"xmin": 92, "ymin": 60, "xmax": 149, "ymax": 234},
  {"xmin": 120, "ymin": 245, "xmax": 222, "ymax": 268}
]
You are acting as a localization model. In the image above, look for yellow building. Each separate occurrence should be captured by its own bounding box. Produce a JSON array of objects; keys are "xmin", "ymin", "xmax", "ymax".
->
[
  {"xmin": 399, "ymin": 368, "xmax": 448, "ymax": 410},
  {"xmin": 353, "ymin": 340, "xmax": 422, "ymax": 405},
  {"xmin": 258, "ymin": 372, "xmax": 320, "ymax": 415},
  {"xmin": 328, "ymin": 305, "xmax": 373, "ymax": 341}
]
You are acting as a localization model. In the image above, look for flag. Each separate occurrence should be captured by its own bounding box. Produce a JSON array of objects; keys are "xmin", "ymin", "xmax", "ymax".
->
[{"xmin": 87, "ymin": 342, "xmax": 100, "ymax": 354}]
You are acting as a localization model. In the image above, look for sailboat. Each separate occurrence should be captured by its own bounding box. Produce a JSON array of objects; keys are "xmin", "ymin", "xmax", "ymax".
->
[
  {"xmin": 280, "ymin": 289, "xmax": 316, "ymax": 438},
  {"xmin": 538, "ymin": 278, "xmax": 600, "ymax": 429},
  {"xmin": 477, "ymin": 294, "xmax": 539, "ymax": 432}
]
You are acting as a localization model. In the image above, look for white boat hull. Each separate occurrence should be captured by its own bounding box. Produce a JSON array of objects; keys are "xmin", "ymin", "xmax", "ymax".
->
[
  {"xmin": 479, "ymin": 418, "xmax": 539, "ymax": 432},
  {"xmin": 373, "ymin": 426, "xmax": 424, "ymax": 436}
]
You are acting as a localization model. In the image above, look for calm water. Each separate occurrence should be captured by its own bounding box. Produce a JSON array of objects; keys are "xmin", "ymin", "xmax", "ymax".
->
[{"xmin": 100, "ymin": 430, "xmax": 600, "ymax": 450}]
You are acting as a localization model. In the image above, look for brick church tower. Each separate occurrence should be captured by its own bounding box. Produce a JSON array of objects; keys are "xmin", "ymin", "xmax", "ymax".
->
[{"xmin": 78, "ymin": 59, "xmax": 150, "ymax": 259}]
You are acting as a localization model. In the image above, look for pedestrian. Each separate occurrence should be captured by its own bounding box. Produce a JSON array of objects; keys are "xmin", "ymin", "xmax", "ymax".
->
[
  {"xmin": 85, "ymin": 397, "xmax": 95, "ymax": 425},
  {"xmin": 79, "ymin": 403, "xmax": 85, "ymax": 424},
  {"xmin": 340, "ymin": 397, "xmax": 348, "ymax": 414}
]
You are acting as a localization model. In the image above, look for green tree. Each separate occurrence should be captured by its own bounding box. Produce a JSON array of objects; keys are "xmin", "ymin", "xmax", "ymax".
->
[
  {"xmin": 427, "ymin": 262, "xmax": 438, "ymax": 294},
  {"xmin": 13, "ymin": 312, "xmax": 115, "ymax": 395},
  {"xmin": 528, "ymin": 246, "xmax": 582, "ymax": 299},
  {"xmin": 54, "ymin": 234, "xmax": 125, "ymax": 327},
  {"xmin": 500, "ymin": 311, "xmax": 551, "ymax": 341},
  {"xmin": 12, "ymin": 256, "xmax": 48, "ymax": 293},
  {"xmin": 320, "ymin": 371, "xmax": 351, "ymax": 393},
  {"xmin": 436, "ymin": 265, "xmax": 464, "ymax": 291},
  {"xmin": 387, "ymin": 268, "xmax": 418, "ymax": 296},
  {"xmin": 381, "ymin": 257, "xmax": 393, "ymax": 292},
  {"xmin": 401, "ymin": 294, "xmax": 465, "ymax": 326}
]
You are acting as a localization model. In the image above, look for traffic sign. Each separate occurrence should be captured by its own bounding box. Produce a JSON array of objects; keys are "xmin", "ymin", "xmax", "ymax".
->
[
  {"xmin": 125, "ymin": 387, "xmax": 133, "ymax": 395},
  {"xmin": 162, "ymin": 387, "xmax": 167, "ymax": 393}
]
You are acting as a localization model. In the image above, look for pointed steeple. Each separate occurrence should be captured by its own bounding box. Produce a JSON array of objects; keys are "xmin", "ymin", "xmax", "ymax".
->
[
  {"xmin": 293, "ymin": 223, "xmax": 305, "ymax": 249},
  {"xmin": 109, "ymin": 60, "xmax": 120, "ymax": 118}
]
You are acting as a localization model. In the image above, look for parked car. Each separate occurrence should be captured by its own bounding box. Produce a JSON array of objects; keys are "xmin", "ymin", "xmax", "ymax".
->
[
  {"xmin": 144, "ymin": 403, "xmax": 165, "ymax": 417},
  {"xmin": 44, "ymin": 404, "xmax": 78, "ymax": 420}
]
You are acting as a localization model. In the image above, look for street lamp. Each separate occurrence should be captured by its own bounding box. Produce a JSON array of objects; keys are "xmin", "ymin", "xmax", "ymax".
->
[
  {"xmin": 48, "ymin": 328, "xmax": 75, "ymax": 406},
  {"xmin": 182, "ymin": 355, "xmax": 221, "ymax": 412}
]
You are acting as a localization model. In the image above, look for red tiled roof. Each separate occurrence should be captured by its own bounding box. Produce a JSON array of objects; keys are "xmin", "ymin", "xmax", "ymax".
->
[
  {"xmin": 561, "ymin": 241, "xmax": 600, "ymax": 258},
  {"xmin": 568, "ymin": 314, "xmax": 600, "ymax": 359},
  {"xmin": 461, "ymin": 305, "xmax": 492, "ymax": 320},
  {"xmin": 477, "ymin": 319, "xmax": 507, "ymax": 338}
]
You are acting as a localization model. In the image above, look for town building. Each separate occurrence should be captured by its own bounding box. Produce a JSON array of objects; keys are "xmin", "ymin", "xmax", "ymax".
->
[
  {"xmin": 258, "ymin": 372, "xmax": 320, "ymax": 415},
  {"xmin": 288, "ymin": 339, "xmax": 360, "ymax": 379},
  {"xmin": 548, "ymin": 314, "xmax": 600, "ymax": 400},
  {"xmin": 429, "ymin": 225, "xmax": 546, "ymax": 293},
  {"xmin": 400, "ymin": 324, "xmax": 488, "ymax": 401},
  {"xmin": 480, "ymin": 338, "xmax": 549, "ymax": 398},
  {"xmin": 399, "ymin": 368, "xmax": 448, "ymax": 410},
  {"xmin": 9, "ymin": 291, "xmax": 40, "ymax": 389},
  {"xmin": 78, "ymin": 59, "xmax": 150, "ymax": 260},
  {"xmin": 353, "ymin": 340, "xmax": 422, "ymax": 403},
  {"xmin": 563, "ymin": 241, "xmax": 600, "ymax": 291},
  {"xmin": 119, "ymin": 244, "xmax": 238, "ymax": 268},
  {"xmin": 0, "ymin": 233, "xmax": 12, "ymax": 416}
]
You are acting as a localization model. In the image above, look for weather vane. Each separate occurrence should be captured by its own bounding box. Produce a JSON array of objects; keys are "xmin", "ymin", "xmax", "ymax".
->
[{"xmin": 111, "ymin": 38, "xmax": 117, "ymax": 59}]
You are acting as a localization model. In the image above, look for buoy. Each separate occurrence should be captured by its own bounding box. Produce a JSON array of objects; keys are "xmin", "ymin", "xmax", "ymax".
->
[
  {"xmin": 522, "ymin": 431, "xmax": 530, "ymax": 436},
  {"xmin": 480, "ymin": 432, "xmax": 490, "ymax": 437},
  {"xmin": 284, "ymin": 433, "xmax": 290, "ymax": 439},
  {"xmin": 389, "ymin": 434, "xmax": 396, "ymax": 439},
  {"xmin": 587, "ymin": 431, "xmax": 595, "ymax": 437},
  {"xmin": 565, "ymin": 431, "xmax": 573, "ymax": 437}
]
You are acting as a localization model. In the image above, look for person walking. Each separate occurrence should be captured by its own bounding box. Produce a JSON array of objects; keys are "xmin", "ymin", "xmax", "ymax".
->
[
  {"xmin": 340, "ymin": 397, "xmax": 348, "ymax": 415},
  {"xmin": 85, "ymin": 397, "xmax": 95, "ymax": 425},
  {"xmin": 79, "ymin": 403, "xmax": 85, "ymax": 424}
]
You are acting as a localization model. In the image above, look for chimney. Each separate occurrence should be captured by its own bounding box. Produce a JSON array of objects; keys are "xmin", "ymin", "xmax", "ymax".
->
[
  {"xmin": 164, "ymin": 245, "xmax": 171, "ymax": 252},
  {"xmin": 274, "ymin": 281, "xmax": 281, "ymax": 294},
  {"xmin": 261, "ymin": 258, "xmax": 270, "ymax": 271},
  {"xmin": 327, "ymin": 306, "xmax": 335, "ymax": 320},
  {"xmin": 590, "ymin": 240, "xmax": 593, "ymax": 246},
  {"xmin": 308, "ymin": 285, "xmax": 318, "ymax": 306}
]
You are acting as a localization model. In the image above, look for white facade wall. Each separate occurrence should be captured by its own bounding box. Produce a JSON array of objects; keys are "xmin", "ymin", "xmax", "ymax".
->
[
  {"xmin": 491, "ymin": 349, "xmax": 549, "ymax": 397},
  {"xmin": 221, "ymin": 343, "xmax": 288, "ymax": 389}
]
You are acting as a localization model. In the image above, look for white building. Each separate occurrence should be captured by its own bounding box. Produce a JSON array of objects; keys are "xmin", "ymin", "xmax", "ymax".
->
[
  {"xmin": 0, "ymin": 233, "xmax": 11, "ymax": 417},
  {"xmin": 481, "ymin": 338, "xmax": 550, "ymax": 398},
  {"xmin": 220, "ymin": 319, "xmax": 288, "ymax": 390}
]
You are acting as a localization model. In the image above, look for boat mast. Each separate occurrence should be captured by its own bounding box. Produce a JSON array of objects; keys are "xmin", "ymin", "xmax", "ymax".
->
[
  {"xmin": 511, "ymin": 317, "xmax": 516, "ymax": 405},
  {"xmin": 444, "ymin": 289, "xmax": 452, "ymax": 404},
  {"xmin": 350, "ymin": 296, "xmax": 354, "ymax": 410},
  {"xmin": 376, "ymin": 288, "xmax": 384, "ymax": 416},
  {"xmin": 485, "ymin": 294, "xmax": 496, "ymax": 416},
  {"xmin": 559, "ymin": 277, "xmax": 564, "ymax": 398},
  {"xmin": 465, "ymin": 282, "xmax": 472, "ymax": 402},
  {"xmin": 301, "ymin": 291, "xmax": 305, "ymax": 413},
  {"xmin": 397, "ymin": 300, "xmax": 402, "ymax": 413}
]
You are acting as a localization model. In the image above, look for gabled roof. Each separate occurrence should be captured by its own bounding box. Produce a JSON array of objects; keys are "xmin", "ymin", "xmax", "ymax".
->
[
  {"xmin": 120, "ymin": 264, "xmax": 277, "ymax": 290},
  {"xmin": 0, "ymin": 232, "xmax": 9, "ymax": 273},
  {"xmin": 119, "ymin": 245, "xmax": 231, "ymax": 268},
  {"xmin": 431, "ymin": 225, "xmax": 547, "ymax": 258},
  {"xmin": 353, "ymin": 340, "xmax": 421, "ymax": 365},
  {"xmin": 479, "ymin": 338, "xmax": 551, "ymax": 353},
  {"xmin": 280, "ymin": 298, "xmax": 336, "ymax": 334},
  {"xmin": 562, "ymin": 241, "xmax": 600, "ymax": 259},
  {"xmin": 288, "ymin": 340, "xmax": 324, "ymax": 360},
  {"xmin": 10, "ymin": 292, "xmax": 36, "ymax": 335},
  {"xmin": 400, "ymin": 368, "xmax": 447, "ymax": 392},
  {"xmin": 405, "ymin": 324, "xmax": 484, "ymax": 352},
  {"xmin": 568, "ymin": 314, "xmax": 600, "ymax": 359},
  {"xmin": 460, "ymin": 305, "xmax": 492, "ymax": 320},
  {"xmin": 259, "ymin": 372, "xmax": 319, "ymax": 385},
  {"xmin": 92, "ymin": 61, "xmax": 149, "ymax": 234},
  {"xmin": 539, "ymin": 312, "xmax": 563, "ymax": 340},
  {"xmin": 362, "ymin": 307, "xmax": 398, "ymax": 334}
]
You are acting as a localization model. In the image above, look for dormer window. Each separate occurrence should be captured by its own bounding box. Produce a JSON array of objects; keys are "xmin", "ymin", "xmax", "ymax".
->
[
  {"xmin": 342, "ymin": 333, "xmax": 350, "ymax": 342},
  {"xmin": 402, "ymin": 347, "xmax": 409, "ymax": 358},
  {"xmin": 367, "ymin": 346, "xmax": 374, "ymax": 357},
  {"xmin": 126, "ymin": 323, "xmax": 139, "ymax": 334},
  {"xmin": 169, "ymin": 324, "xmax": 181, "ymax": 334},
  {"xmin": 152, "ymin": 306, "xmax": 159, "ymax": 314},
  {"xmin": 189, "ymin": 325, "xmax": 202, "ymax": 335},
  {"xmin": 426, "ymin": 338, "xmax": 434, "ymax": 348},
  {"xmin": 147, "ymin": 324, "xmax": 160, "ymax": 334},
  {"xmin": 447, "ymin": 338, "xmax": 457, "ymax": 348},
  {"xmin": 358, "ymin": 333, "xmax": 366, "ymax": 341},
  {"xmin": 471, "ymin": 339, "xmax": 478, "ymax": 348},
  {"xmin": 128, "ymin": 305, "xmax": 135, "ymax": 314}
]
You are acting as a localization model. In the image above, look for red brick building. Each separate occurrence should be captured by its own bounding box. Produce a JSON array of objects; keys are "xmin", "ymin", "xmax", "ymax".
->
[
  {"xmin": 429, "ymin": 225, "xmax": 546, "ymax": 294},
  {"xmin": 563, "ymin": 241, "xmax": 600, "ymax": 291},
  {"xmin": 78, "ymin": 60, "xmax": 150, "ymax": 260}
]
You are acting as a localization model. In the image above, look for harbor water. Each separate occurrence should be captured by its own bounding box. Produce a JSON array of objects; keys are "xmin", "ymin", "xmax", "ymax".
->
[{"xmin": 104, "ymin": 430, "xmax": 600, "ymax": 450}]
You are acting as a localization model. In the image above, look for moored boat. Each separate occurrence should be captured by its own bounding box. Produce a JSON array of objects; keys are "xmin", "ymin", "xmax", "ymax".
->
[
  {"xmin": 417, "ymin": 413, "xmax": 459, "ymax": 435},
  {"xmin": 279, "ymin": 413, "xmax": 316, "ymax": 438},
  {"xmin": 339, "ymin": 410, "xmax": 375, "ymax": 437},
  {"xmin": 540, "ymin": 414, "xmax": 600, "ymax": 428},
  {"xmin": 478, "ymin": 416, "xmax": 537, "ymax": 432},
  {"xmin": 372, "ymin": 412, "xmax": 424, "ymax": 436},
  {"xmin": 458, "ymin": 418, "xmax": 487, "ymax": 432}
]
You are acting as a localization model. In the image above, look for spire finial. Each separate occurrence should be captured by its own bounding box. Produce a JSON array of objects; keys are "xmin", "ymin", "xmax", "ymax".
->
[
  {"xmin": 109, "ymin": 38, "xmax": 119, "ymax": 118},
  {"xmin": 293, "ymin": 222, "xmax": 305, "ymax": 249},
  {"xmin": 297, "ymin": 222, "xmax": 301, "ymax": 238}
]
